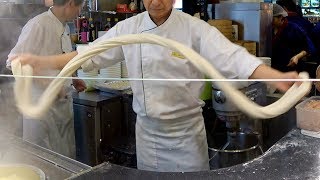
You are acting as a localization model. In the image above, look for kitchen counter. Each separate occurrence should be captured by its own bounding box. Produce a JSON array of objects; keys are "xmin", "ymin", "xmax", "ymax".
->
[
  {"xmin": 0, "ymin": 131, "xmax": 91, "ymax": 180},
  {"xmin": 69, "ymin": 128, "xmax": 320, "ymax": 179}
]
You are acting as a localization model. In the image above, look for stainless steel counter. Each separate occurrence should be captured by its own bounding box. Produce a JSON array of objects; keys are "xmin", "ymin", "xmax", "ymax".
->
[
  {"xmin": 68, "ymin": 128, "xmax": 320, "ymax": 179},
  {"xmin": 0, "ymin": 131, "xmax": 91, "ymax": 179}
]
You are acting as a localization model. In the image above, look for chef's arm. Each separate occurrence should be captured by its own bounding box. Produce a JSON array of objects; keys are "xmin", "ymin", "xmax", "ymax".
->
[
  {"xmin": 17, "ymin": 51, "xmax": 78, "ymax": 70},
  {"xmin": 249, "ymin": 64, "xmax": 300, "ymax": 92},
  {"xmin": 46, "ymin": 51, "xmax": 78, "ymax": 70}
]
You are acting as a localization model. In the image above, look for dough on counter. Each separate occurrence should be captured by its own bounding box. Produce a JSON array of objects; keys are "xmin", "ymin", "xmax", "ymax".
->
[{"xmin": 11, "ymin": 34, "xmax": 312, "ymax": 119}]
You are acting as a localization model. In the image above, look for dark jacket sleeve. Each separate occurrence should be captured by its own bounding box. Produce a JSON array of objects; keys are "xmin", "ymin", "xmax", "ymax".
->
[{"xmin": 285, "ymin": 23, "xmax": 316, "ymax": 57}]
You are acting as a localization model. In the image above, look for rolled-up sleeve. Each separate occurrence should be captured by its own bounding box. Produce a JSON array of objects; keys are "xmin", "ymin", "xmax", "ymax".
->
[{"xmin": 199, "ymin": 23, "xmax": 262, "ymax": 79}]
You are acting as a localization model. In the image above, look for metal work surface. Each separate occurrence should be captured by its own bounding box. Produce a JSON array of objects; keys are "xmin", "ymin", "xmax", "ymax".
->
[
  {"xmin": 0, "ymin": 132, "xmax": 91, "ymax": 180},
  {"xmin": 69, "ymin": 129, "xmax": 320, "ymax": 179}
]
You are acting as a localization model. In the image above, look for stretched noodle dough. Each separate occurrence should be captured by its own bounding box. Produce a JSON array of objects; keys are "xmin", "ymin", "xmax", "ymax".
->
[{"xmin": 11, "ymin": 34, "xmax": 311, "ymax": 119}]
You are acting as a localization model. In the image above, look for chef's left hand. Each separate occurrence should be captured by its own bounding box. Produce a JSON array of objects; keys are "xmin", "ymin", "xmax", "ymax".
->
[
  {"xmin": 72, "ymin": 79, "xmax": 86, "ymax": 92},
  {"xmin": 315, "ymin": 65, "xmax": 320, "ymax": 92},
  {"xmin": 269, "ymin": 71, "xmax": 302, "ymax": 93}
]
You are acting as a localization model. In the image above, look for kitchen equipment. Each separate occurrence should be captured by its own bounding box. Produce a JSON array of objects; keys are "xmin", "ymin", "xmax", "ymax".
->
[
  {"xmin": 72, "ymin": 91, "xmax": 137, "ymax": 168},
  {"xmin": 209, "ymin": 132, "xmax": 262, "ymax": 169},
  {"xmin": 0, "ymin": 130, "xmax": 90, "ymax": 179},
  {"xmin": 0, "ymin": 164, "xmax": 45, "ymax": 180},
  {"xmin": 296, "ymin": 96, "xmax": 320, "ymax": 137},
  {"xmin": 210, "ymin": 82, "xmax": 266, "ymax": 169},
  {"xmin": 72, "ymin": 91, "xmax": 122, "ymax": 166}
]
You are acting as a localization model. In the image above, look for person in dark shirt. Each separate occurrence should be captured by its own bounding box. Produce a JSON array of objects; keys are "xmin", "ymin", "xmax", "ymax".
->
[
  {"xmin": 277, "ymin": 0, "xmax": 313, "ymax": 35},
  {"xmin": 311, "ymin": 21, "xmax": 320, "ymax": 59},
  {"xmin": 272, "ymin": 4, "xmax": 316, "ymax": 72}
]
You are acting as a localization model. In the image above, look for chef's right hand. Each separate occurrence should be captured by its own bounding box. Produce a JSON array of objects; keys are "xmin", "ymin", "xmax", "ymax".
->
[
  {"xmin": 10, "ymin": 54, "xmax": 51, "ymax": 75},
  {"xmin": 11, "ymin": 54, "xmax": 42, "ymax": 68}
]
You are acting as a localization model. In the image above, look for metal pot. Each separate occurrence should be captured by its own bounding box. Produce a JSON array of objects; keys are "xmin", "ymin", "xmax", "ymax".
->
[
  {"xmin": 0, "ymin": 164, "xmax": 45, "ymax": 180},
  {"xmin": 208, "ymin": 132, "xmax": 263, "ymax": 169}
]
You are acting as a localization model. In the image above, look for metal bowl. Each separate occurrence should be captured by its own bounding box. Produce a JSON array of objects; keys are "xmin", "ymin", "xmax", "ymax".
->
[
  {"xmin": 0, "ymin": 164, "xmax": 45, "ymax": 180},
  {"xmin": 208, "ymin": 132, "xmax": 263, "ymax": 169}
]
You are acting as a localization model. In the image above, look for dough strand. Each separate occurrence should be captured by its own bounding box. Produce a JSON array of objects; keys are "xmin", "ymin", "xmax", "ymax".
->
[{"xmin": 11, "ymin": 34, "xmax": 312, "ymax": 119}]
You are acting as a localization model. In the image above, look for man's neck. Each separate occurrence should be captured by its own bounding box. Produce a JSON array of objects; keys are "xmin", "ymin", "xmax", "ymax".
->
[
  {"xmin": 51, "ymin": 6, "xmax": 66, "ymax": 24},
  {"xmin": 150, "ymin": 9, "xmax": 172, "ymax": 26}
]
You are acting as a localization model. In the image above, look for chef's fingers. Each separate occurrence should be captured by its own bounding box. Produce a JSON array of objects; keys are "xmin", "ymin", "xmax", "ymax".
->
[
  {"xmin": 72, "ymin": 79, "xmax": 87, "ymax": 92},
  {"xmin": 287, "ymin": 61, "xmax": 297, "ymax": 67}
]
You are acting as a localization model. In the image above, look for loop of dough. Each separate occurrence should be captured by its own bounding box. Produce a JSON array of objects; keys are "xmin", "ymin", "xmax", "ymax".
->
[{"xmin": 11, "ymin": 34, "xmax": 311, "ymax": 119}]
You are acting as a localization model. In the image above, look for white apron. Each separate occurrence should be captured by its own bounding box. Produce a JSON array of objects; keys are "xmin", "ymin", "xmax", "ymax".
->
[{"xmin": 136, "ymin": 113, "xmax": 209, "ymax": 172}]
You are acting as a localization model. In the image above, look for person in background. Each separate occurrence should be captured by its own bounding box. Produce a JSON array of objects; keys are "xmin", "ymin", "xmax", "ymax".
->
[
  {"xmin": 311, "ymin": 22, "xmax": 320, "ymax": 61},
  {"xmin": 272, "ymin": 4, "xmax": 316, "ymax": 73},
  {"xmin": 6, "ymin": 0, "xmax": 86, "ymax": 158},
  {"xmin": 13, "ymin": 0, "xmax": 302, "ymax": 172},
  {"xmin": 276, "ymin": 0, "xmax": 314, "ymax": 36}
]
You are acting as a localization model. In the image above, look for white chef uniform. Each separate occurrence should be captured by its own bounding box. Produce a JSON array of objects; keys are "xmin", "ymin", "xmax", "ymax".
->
[
  {"xmin": 7, "ymin": 8, "xmax": 75, "ymax": 158},
  {"xmin": 82, "ymin": 9, "xmax": 262, "ymax": 172}
]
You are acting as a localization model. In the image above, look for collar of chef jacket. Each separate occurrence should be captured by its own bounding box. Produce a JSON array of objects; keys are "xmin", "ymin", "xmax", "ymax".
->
[
  {"xmin": 139, "ymin": 8, "xmax": 176, "ymax": 33},
  {"xmin": 47, "ymin": 8, "xmax": 65, "ymax": 39},
  {"xmin": 47, "ymin": 8, "xmax": 72, "ymax": 53}
]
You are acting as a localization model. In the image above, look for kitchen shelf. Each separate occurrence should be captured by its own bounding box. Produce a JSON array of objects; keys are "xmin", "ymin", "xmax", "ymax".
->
[
  {"xmin": 88, "ymin": 10, "xmax": 140, "ymax": 15},
  {"xmin": 301, "ymin": 6, "xmax": 320, "ymax": 8},
  {"xmin": 304, "ymin": 14, "xmax": 320, "ymax": 16}
]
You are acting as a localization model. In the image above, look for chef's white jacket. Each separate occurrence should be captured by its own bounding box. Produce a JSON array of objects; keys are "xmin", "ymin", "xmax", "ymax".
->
[
  {"xmin": 82, "ymin": 9, "xmax": 263, "ymax": 172},
  {"xmin": 7, "ymin": 8, "xmax": 75, "ymax": 158}
]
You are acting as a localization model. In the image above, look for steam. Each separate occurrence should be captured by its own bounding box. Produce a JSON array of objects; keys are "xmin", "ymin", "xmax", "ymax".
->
[{"xmin": 0, "ymin": 4, "xmax": 48, "ymax": 136}]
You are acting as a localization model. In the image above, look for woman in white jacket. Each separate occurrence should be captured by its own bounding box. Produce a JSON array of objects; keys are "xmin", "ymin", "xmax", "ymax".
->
[
  {"xmin": 14, "ymin": 0, "xmax": 300, "ymax": 172},
  {"xmin": 7, "ymin": 0, "xmax": 86, "ymax": 158}
]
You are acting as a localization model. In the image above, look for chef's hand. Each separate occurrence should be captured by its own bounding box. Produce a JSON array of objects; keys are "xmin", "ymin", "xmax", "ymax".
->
[
  {"xmin": 315, "ymin": 65, "xmax": 320, "ymax": 92},
  {"xmin": 72, "ymin": 79, "xmax": 87, "ymax": 92},
  {"xmin": 287, "ymin": 55, "xmax": 299, "ymax": 67},
  {"xmin": 9, "ymin": 54, "xmax": 49, "ymax": 76},
  {"xmin": 269, "ymin": 71, "xmax": 302, "ymax": 93}
]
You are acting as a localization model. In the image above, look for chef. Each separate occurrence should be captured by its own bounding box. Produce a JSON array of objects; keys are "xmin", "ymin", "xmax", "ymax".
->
[
  {"xmin": 6, "ymin": 0, "xmax": 86, "ymax": 158},
  {"xmin": 14, "ymin": 0, "xmax": 301, "ymax": 172}
]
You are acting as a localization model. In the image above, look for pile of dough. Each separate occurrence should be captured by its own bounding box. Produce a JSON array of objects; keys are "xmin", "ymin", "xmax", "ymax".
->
[{"xmin": 11, "ymin": 34, "xmax": 312, "ymax": 119}]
